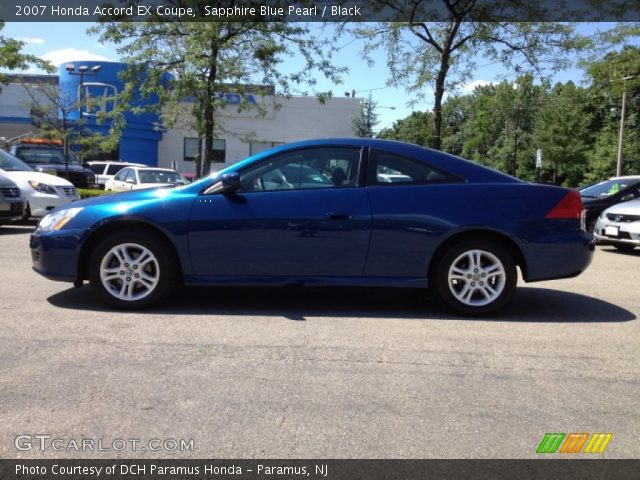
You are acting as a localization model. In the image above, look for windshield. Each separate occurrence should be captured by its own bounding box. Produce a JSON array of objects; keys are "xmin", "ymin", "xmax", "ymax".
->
[
  {"xmin": 0, "ymin": 150, "xmax": 34, "ymax": 172},
  {"xmin": 138, "ymin": 170, "xmax": 187, "ymax": 184},
  {"xmin": 14, "ymin": 146, "xmax": 80, "ymax": 165},
  {"xmin": 580, "ymin": 179, "xmax": 640, "ymax": 198}
]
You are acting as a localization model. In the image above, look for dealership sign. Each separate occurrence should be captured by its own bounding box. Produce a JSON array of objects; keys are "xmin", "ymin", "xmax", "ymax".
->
[
  {"xmin": 216, "ymin": 92, "xmax": 258, "ymax": 106},
  {"xmin": 79, "ymin": 82, "xmax": 118, "ymax": 117}
]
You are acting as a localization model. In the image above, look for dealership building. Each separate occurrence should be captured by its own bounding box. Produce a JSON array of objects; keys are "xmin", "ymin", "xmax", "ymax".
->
[{"xmin": 0, "ymin": 61, "xmax": 361, "ymax": 175}]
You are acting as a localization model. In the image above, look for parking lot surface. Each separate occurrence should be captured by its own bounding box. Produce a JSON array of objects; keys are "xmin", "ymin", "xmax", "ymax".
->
[{"xmin": 1, "ymin": 224, "xmax": 638, "ymax": 458}]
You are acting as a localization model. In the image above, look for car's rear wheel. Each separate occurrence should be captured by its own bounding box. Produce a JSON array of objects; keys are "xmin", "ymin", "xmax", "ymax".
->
[
  {"xmin": 433, "ymin": 240, "xmax": 517, "ymax": 316},
  {"xmin": 613, "ymin": 244, "xmax": 636, "ymax": 252},
  {"xmin": 89, "ymin": 232, "xmax": 176, "ymax": 308}
]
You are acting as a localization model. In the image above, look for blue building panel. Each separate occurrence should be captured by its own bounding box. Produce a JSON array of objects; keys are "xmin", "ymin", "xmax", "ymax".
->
[{"xmin": 58, "ymin": 61, "xmax": 166, "ymax": 166}]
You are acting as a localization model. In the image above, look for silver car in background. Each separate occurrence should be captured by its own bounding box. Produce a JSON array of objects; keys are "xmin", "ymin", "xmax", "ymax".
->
[
  {"xmin": 0, "ymin": 174, "xmax": 24, "ymax": 225},
  {"xmin": 594, "ymin": 198, "xmax": 640, "ymax": 252}
]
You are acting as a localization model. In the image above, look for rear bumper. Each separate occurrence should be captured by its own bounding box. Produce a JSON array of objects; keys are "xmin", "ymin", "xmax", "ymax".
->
[{"xmin": 522, "ymin": 231, "xmax": 595, "ymax": 282}]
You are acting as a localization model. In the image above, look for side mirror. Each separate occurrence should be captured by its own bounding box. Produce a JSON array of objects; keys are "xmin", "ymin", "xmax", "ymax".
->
[
  {"xmin": 204, "ymin": 172, "xmax": 241, "ymax": 195},
  {"xmin": 125, "ymin": 178, "xmax": 135, "ymax": 184},
  {"xmin": 221, "ymin": 172, "xmax": 241, "ymax": 191}
]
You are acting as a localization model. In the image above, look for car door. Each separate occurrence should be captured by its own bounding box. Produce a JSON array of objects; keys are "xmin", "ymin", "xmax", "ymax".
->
[
  {"xmin": 188, "ymin": 146, "xmax": 371, "ymax": 277},
  {"xmin": 124, "ymin": 169, "xmax": 138, "ymax": 190},
  {"xmin": 363, "ymin": 149, "xmax": 464, "ymax": 278},
  {"xmin": 110, "ymin": 168, "xmax": 129, "ymax": 191}
]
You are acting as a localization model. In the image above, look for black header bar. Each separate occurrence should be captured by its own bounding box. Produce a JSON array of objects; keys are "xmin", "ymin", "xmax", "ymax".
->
[{"xmin": 1, "ymin": 0, "xmax": 639, "ymax": 22}]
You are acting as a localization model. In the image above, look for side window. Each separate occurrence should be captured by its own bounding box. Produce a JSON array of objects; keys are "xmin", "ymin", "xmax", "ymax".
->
[
  {"xmin": 124, "ymin": 169, "xmax": 137, "ymax": 183},
  {"xmin": 368, "ymin": 150, "xmax": 460, "ymax": 186},
  {"xmin": 107, "ymin": 164, "xmax": 127, "ymax": 175},
  {"xmin": 239, "ymin": 147, "xmax": 360, "ymax": 192},
  {"xmin": 86, "ymin": 164, "xmax": 105, "ymax": 174},
  {"xmin": 114, "ymin": 169, "xmax": 128, "ymax": 181}
]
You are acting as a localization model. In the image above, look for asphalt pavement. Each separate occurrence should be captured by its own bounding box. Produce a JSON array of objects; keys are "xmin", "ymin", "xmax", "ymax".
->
[{"xmin": 0, "ymin": 224, "xmax": 638, "ymax": 458}]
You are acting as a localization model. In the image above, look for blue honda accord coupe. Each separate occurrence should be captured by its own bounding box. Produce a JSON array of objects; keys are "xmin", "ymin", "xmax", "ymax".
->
[{"xmin": 30, "ymin": 139, "xmax": 594, "ymax": 315}]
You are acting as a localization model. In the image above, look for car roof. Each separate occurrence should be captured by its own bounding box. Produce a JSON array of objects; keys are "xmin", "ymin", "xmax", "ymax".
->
[
  {"xmin": 131, "ymin": 167, "xmax": 179, "ymax": 172},
  {"xmin": 87, "ymin": 160, "xmax": 145, "ymax": 166},
  {"xmin": 609, "ymin": 175, "xmax": 640, "ymax": 181},
  {"xmin": 226, "ymin": 138, "xmax": 521, "ymax": 184}
]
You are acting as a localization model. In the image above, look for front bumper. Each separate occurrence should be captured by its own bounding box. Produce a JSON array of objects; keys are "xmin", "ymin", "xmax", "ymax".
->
[
  {"xmin": 30, "ymin": 229, "xmax": 83, "ymax": 282},
  {"xmin": 594, "ymin": 217, "xmax": 640, "ymax": 246},
  {"xmin": 0, "ymin": 199, "xmax": 24, "ymax": 220},
  {"xmin": 28, "ymin": 191, "xmax": 81, "ymax": 218}
]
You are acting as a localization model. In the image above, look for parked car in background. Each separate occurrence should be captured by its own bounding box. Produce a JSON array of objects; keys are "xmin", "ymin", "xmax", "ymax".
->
[
  {"xmin": 594, "ymin": 198, "xmax": 640, "ymax": 251},
  {"xmin": 0, "ymin": 174, "xmax": 24, "ymax": 225},
  {"xmin": 580, "ymin": 176, "xmax": 640, "ymax": 231},
  {"xmin": 30, "ymin": 138, "xmax": 594, "ymax": 315},
  {"xmin": 0, "ymin": 150, "xmax": 79, "ymax": 218},
  {"xmin": 9, "ymin": 138, "xmax": 96, "ymax": 188},
  {"xmin": 182, "ymin": 172, "xmax": 196, "ymax": 183},
  {"xmin": 84, "ymin": 161, "xmax": 146, "ymax": 189},
  {"xmin": 105, "ymin": 167, "xmax": 189, "ymax": 192}
]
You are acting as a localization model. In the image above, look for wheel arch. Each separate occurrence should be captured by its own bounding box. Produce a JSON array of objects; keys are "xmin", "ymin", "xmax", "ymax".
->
[
  {"xmin": 77, "ymin": 218, "xmax": 184, "ymax": 282},
  {"xmin": 428, "ymin": 228, "xmax": 528, "ymax": 283}
]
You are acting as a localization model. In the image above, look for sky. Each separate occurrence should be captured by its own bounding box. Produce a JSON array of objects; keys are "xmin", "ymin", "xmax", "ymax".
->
[{"xmin": 0, "ymin": 21, "xmax": 628, "ymax": 130}]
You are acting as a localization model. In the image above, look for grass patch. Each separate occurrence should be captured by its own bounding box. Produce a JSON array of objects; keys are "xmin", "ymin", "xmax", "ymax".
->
[{"xmin": 77, "ymin": 188, "xmax": 113, "ymax": 199}]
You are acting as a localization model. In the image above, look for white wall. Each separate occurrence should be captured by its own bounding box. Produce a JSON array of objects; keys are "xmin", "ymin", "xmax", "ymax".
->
[{"xmin": 157, "ymin": 95, "xmax": 361, "ymax": 174}]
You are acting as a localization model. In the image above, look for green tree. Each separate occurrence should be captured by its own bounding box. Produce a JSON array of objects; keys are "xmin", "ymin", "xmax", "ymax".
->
[
  {"xmin": 584, "ymin": 46, "xmax": 640, "ymax": 178},
  {"xmin": 20, "ymin": 77, "xmax": 121, "ymax": 164},
  {"xmin": 352, "ymin": 93, "xmax": 380, "ymax": 138},
  {"xmin": 377, "ymin": 111, "xmax": 433, "ymax": 146},
  {"xmin": 533, "ymin": 82, "xmax": 593, "ymax": 186},
  {"xmin": 93, "ymin": 8, "xmax": 344, "ymax": 177},
  {"xmin": 453, "ymin": 75, "xmax": 544, "ymax": 178},
  {"xmin": 355, "ymin": 2, "xmax": 590, "ymax": 150}
]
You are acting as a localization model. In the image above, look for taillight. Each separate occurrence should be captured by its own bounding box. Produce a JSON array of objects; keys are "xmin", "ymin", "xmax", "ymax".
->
[{"xmin": 545, "ymin": 190, "xmax": 583, "ymax": 220}]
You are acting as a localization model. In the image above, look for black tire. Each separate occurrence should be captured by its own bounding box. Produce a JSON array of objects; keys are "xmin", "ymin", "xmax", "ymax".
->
[
  {"xmin": 613, "ymin": 244, "xmax": 636, "ymax": 252},
  {"xmin": 89, "ymin": 231, "xmax": 177, "ymax": 309},
  {"xmin": 432, "ymin": 240, "xmax": 517, "ymax": 316},
  {"xmin": 21, "ymin": 202, "xmax": 31, "ymax": 221}
]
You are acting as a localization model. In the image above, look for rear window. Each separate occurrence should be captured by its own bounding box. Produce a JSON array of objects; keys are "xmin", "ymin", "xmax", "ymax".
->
[
  {"xmin": 580, "ymin": 179, "xmax": 640, "ymax": 198},
  {"xmin": 368, "ymin": 150, "xmax": 461, "ymax": 186}
]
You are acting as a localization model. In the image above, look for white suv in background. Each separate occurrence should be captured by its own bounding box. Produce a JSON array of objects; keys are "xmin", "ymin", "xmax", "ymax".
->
[
  {"xmin": 84, "ymin": 161, "xmax": 146, "ymax": 189},
  {"xmin": 0, "ymin": 150, "xmax": 79, "ymax": 218}
]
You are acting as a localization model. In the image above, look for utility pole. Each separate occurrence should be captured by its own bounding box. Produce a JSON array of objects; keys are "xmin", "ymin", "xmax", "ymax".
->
[
  {"xmin": 616, "ymin": 75, "xmax": 636, "ymax": 177},
  {"xmin": 616, "ymin": 90, "xmax": 628, "ymax": 177}
]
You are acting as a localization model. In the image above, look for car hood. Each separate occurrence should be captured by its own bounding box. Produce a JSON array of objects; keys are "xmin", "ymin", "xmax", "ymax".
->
[
  {"xmin": 30, "ymin": 163, "xmax": 87, "ymax": 172},
  {"xmin": 0, "ymin": 174, "xmax": 19, "ymax": 188},
  {"xmin": 68, "ymin": 185, "xmax": 188, "ymax": 209},
  {"xmin": 138, "ymin": 182, "xmax": 181, "ymax": 189},
  {"xmin": 0, "ymin": 170, "xmax": 75, "ymax": 187},
  {"xmin": 603, "ymin": 198, "xmax": 640, "ymax": 215}
]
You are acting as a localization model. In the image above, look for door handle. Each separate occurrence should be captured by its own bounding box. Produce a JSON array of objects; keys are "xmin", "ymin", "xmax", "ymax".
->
[{"xmin": 327, "ymin": 213, "xmax": 351, "ymax": 220}]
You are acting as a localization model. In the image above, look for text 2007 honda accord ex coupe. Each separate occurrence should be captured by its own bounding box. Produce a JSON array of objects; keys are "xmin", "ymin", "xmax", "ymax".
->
[{"xmin": 30, "ymin": 139, "xmax": 594, "ymax": 315}]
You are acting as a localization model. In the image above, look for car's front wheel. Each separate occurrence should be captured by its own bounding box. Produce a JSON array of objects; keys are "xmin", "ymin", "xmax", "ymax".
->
[
  {"xmin": 433, "ymin": 240, "xmax": 517, "ymax": 316},
  {"xmin": 89, "ymin": 232, "xmax": 176, "ymax": 308}
]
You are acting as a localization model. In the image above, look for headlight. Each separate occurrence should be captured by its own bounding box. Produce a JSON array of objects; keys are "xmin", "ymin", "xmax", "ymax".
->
[
  {"xmin": 37, "ymin": 207, "xmax": 84, "ymax": 232},
  {"xmin": 28, "ymin": 180, "xmax": 57, "ymax": 194}
]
